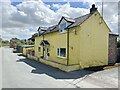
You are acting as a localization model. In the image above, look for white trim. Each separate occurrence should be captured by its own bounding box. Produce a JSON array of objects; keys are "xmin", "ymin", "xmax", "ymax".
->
[
  {"xmin": 60, "ymin": 30, "xmax": 67, "ymax": 34},
  {"xmin": 57, "ymin": 56, "xmax": 66, "ymax": 59},
  {"xmin": 57, "ymin": 48, "xmax": 66, "ymax": 58}
]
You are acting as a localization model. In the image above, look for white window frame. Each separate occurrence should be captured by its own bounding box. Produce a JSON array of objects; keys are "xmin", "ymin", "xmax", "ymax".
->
[{"xmin": 57, "ymin": 48, "xmax": 66, "ymax": 58}]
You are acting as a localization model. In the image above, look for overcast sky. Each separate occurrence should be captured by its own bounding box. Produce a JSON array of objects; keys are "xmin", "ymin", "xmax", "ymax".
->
[{"xmin": 1, "ymin": 0, "xmax": 119, "ymax": 40}]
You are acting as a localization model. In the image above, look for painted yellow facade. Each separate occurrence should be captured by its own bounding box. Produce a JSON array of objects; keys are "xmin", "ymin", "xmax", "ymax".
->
[
  {"xmin": 68, "ymin": 11, "xmax": 109, "ymax": 68},
  {"xmin": 34, "ymin": 10, "xmax": 110, "ymax": 71},
  {"xmin": 22, "ymin": 45, "xmax": 34, "ymax": 56}
]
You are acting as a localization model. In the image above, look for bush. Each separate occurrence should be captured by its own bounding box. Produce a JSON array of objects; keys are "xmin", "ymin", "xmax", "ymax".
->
[{"xmin": 117, "ymin": 40, "xmax": 120, "ymax": 48}]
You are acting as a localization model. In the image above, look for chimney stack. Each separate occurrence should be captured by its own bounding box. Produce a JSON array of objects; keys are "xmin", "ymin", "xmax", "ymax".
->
[{"xmin": 90, "ymin": 4, "xmax": 97, "ymax": 14}]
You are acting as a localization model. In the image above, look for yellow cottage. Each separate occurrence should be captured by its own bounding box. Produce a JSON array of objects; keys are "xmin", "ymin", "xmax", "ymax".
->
[{"xmin": 34, "ymin": 4, "xmax": 112, "ymax": 71}]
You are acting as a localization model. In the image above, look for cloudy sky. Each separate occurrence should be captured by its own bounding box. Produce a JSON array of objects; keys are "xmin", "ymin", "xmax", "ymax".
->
[{"xmin": 1, "ymin": 0, "xmax": 119, "ymax": 40}]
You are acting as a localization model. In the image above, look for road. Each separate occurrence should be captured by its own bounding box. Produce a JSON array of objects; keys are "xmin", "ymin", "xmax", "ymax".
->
[{"xmin": 1, "ymin": 47, "xmax": 119, "ymax": 88}]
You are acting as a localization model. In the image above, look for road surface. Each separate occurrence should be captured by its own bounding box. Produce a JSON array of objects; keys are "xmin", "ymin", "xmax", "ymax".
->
[{"xmin": 1, "ymin": 47, "xmax": 119, "ymax": 88}]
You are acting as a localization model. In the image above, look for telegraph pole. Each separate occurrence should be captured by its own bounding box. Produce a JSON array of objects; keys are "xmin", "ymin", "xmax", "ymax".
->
[{"xmin": 102, "ymin": 0, "xmax": 103, "ymax": 17}]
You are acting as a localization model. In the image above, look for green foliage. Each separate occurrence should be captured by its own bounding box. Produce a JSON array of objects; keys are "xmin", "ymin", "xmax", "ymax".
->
[
  {"xmin": 1, "ymin": 39, "xmax": 9, "ymax": 46},
  {"xmin": 28, "ymin": 40, "xmax": 35, "ymax": 45},
  {"xmin": 117, "ymin": 40, "xmax": 120, "ymax": 48},
  {"xmin": 16, "ymin": 41, "xmax": 22, "ymax": 46},
  {"xmin": 0, "ymin": 38, "xmax": 2, "ymax": 42},
  {"xmin": 16, "ymin": 40, "xmax": 34, "ymax": 46},
  {"xmin": 20, "ymin": 40, "xmax": 26, "ymax": 45},
  {"xmin": 0, "ymin": 38, "xmax": 2, "ymax": 46},
  {"xmin": 2, "ymin": 40, "xmax": 9, "ymax": 44}
]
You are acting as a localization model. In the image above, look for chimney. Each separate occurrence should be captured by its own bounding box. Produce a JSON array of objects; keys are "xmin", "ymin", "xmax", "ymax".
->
[{"xmin": 90, "ymin": 4, "xmax": 97, "ymax": 14}]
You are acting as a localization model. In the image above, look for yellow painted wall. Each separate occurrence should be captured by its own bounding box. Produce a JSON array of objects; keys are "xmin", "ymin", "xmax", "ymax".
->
[
  {"xmin": 78, "ymin": 11, "xmax": 109, "ymax": 68},
  {"xmin": 68, "ymin": 26, "xmax": 81, "ymax": 65},
  {"xmin": 39, "ymin": 58, "xmax": 80, "ymax": 72},
  {"xmin": 43, "ymin": 32, "xmax": 67, "ymax": 64},
  {"xmin": 67, "ymin": 11, "xmax": 110, "ymax": 67},
  {"xmin": 23, "ymin": 47, "xmax": 34, "ymax": 56},
  {"xmin": 23, "ymin": 48, "xmax": 26, "ymax": 55},
  {"xmin": 35, "ymin": 36, "xmax": 43, "ymax": 58}
]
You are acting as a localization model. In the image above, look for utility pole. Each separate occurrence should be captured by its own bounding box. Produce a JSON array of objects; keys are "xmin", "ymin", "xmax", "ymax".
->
[{"xmin": 102, "ymin": 0, "xmax": 103, "ymax": 18}]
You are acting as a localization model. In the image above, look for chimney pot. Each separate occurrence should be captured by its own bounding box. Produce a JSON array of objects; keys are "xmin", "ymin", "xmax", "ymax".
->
[{"xmin": 90, "ymin": 4, "xmax": 97, "ymax": 14}]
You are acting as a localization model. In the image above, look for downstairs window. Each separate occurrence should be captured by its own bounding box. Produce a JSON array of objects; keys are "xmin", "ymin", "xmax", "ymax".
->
[{"xmin": 57, "ymin": 48, "xmax": 66, "ymax": 58}]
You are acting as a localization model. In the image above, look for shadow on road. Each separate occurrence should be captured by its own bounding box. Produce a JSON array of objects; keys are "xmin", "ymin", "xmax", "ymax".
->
[{"xmin": 16, "ymin": 58, "xmax": 94, "ymax": 79}]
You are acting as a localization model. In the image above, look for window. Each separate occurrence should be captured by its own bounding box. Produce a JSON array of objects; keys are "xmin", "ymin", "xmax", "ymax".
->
[
  {"xmin": 38, "ymin": 47, "xmax": 41, "ymax": 52},
  {"xmin": 60, "ymin": 23, "xmax": 66, "ymax": 33},
  {"xmin": 57, "ymin": 48, "xmax": 66, "ymax": 58}
]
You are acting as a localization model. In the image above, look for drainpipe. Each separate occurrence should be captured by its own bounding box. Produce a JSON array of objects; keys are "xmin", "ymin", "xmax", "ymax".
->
[
  {"xmin": 42, "ymin": 34, "xmax": 44, "ymax": 57},
  {"xmin": 67, "ymin": 28, "xmax": 69, "ymax": 65}
]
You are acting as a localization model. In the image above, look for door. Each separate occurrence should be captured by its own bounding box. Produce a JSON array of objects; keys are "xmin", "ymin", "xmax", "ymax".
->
[{"xmin": 46, "ymin": 46, "xmax": 48, "ymax": 60}]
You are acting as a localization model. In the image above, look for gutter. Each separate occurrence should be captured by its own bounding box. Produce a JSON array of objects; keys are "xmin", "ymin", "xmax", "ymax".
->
[{"xmin": 42, "ymin": 34, "xmax": 44, "ymax": 57}]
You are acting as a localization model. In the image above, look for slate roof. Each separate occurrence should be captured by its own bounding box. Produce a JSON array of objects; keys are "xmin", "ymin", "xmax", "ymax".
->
[
  {"xmin": 40, "ymin": 40, "xmax": 50, "ymax": 46},
  {"xmin": 67, "ymin": 14, "xmax": 92, "ymax": 28},
  {"xmin": 43, "ymin": 25, "xmax": 59, "ymax": 34},
  {"xmin": 37, "ymin": 12, "xmax": 95, "ymax": 35},
  {"xmin": 59, "ymin": 16, "xmax": 75, "ymax": 24}
]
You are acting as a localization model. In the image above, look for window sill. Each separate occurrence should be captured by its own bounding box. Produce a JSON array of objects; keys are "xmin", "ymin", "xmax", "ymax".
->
[{"xmin": 57, "ymin": 56, "xmax": 66, "ymax": 59}]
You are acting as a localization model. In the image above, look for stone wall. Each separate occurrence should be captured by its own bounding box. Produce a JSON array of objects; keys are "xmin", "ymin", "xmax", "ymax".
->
[{"xmin": 108, "ymin": 34, "xmax": 118, "ymax": 65}]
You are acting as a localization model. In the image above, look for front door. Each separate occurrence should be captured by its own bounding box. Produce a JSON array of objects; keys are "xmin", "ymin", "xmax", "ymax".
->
[{"xmin": 46, "ymin": 46, "xmax": 48, "ymax": 60}]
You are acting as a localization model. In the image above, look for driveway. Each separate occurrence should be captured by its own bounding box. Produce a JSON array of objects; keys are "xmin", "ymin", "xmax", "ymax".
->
[{"xmin": 1, "ymin": 47, "xmax": 119, "ymax": 88}]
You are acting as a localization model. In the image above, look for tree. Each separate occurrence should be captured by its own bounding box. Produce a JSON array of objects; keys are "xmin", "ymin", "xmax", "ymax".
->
[
  {"xmin": 2, "ymin": 40, "xmax": 9, "ymax": 46},
  {"xmin": 28, "ymin": 40, "xmax": 34, "ymax": 45},
  {"xmin": 117, "ymin": 40, "xmax": 120, "ymax": 48},
  {"xmin": 2, "ymin": 40, "xmax": 9, "ymax": 44},
  {"xmin": 0, "ymin": 38, "xmax": 2, "ymax": 46}
]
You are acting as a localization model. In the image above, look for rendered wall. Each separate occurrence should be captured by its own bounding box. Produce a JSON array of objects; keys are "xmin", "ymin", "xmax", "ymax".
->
[
  {"xmin": 23, "ymin": 47, "xmax": 34, "ymax": 56},
  {"xmin": 43, "ymin": 31, "xmax": 67, "ymax": 65},
  {"xmin": 78, "ymin": 11, "xmax": 110, "ymax": 68}
]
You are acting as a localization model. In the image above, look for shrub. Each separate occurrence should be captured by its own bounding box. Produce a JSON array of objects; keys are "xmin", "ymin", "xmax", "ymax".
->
[{"xmin": 117, "ymin": 40, "xmax": 120, "ymax": 48}]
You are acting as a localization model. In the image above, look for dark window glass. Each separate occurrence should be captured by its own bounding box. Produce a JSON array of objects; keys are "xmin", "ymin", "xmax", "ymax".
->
[
  {"xmin": 38, "ymin": 47, "xmax": 41, "ymax": 52},
  {"xmin": 60, "ymin": 48, "xmax": 66, "ymax": 57},
  {"xmin": 60, "ymin": 23, "xmax": 66, "ymax": 32}
]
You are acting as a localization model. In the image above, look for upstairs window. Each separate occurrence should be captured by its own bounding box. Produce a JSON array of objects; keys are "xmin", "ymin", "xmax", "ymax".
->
[{"xmin": 60, "ymin": 23, "xmax": 66, "ymax": 33}]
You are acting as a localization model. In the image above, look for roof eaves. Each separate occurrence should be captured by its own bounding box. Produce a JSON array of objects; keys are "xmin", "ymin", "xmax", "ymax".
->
[
  {"xmin": 64, "ymin": 17, "xmax": 75, "ymax": 23},
  {"xmin": 58, "ymin": 16, "xmax": 75, "ymax": 25},
  {"xmin": 109, "ymin": 32, "xmax": 119, "ymax": 36}
]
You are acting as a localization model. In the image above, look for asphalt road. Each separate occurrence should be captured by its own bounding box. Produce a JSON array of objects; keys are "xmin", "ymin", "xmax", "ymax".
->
[
  {"xmin": 2, "ymin": 47, "xmax": 93, "ymax": 88},
  {"xmin": 1, "ymin": 47, "xmax": 119, "ymax": 88}
]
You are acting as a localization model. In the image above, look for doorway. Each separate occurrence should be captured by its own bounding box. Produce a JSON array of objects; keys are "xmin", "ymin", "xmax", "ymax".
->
[{"xmin": 46, "ymin": 46, "xmax": 49, "ymax": 60}]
